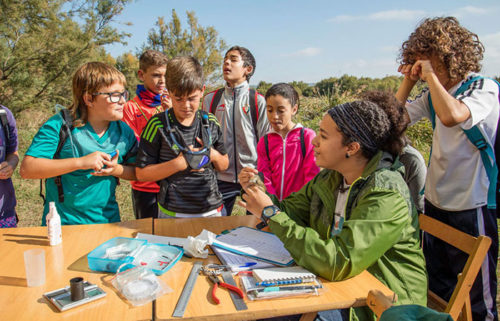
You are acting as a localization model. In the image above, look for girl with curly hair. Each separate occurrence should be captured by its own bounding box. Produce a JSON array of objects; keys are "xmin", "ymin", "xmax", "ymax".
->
[
  {"xmin": 238, "ymin": 91, "xmax": 427, "ymax": 321},
  {"xmin": 396, "ymin": 16, "xmax": 499, "ymax": 321}
]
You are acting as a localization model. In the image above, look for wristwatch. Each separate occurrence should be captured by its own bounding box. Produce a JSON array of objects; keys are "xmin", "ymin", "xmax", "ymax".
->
[{"xmin": 258, "ymin": 205, "xmax": 280, "ymax": 229}]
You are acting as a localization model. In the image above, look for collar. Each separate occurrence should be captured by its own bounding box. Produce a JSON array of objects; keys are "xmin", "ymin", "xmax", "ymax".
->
[
  {"xmin": 224, "ymin": 81, "xmax": 249, "ymax": 95},
  {"xmin": 268, "ymin": 123, "xmax": 304, "ymax": 137},
  {"xmin": 362, "ymin": 151, "xmax": 401, "ymax": 177},
  {"xmin": 325, "ymin": 151, "xmax": 399, "ymax": 190}
]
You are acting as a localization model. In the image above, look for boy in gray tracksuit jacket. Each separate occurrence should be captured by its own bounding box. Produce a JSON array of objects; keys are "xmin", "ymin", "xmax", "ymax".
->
[{"xmin": 202, "ymin": 46, "xmax": 269, "ymax": 215}]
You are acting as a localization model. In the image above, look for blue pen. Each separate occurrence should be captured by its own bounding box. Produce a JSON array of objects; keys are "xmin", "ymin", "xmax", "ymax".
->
[
  {"xmin": 239, "ymin": 262, "xmax": 257, "ymax": 268},
  {"xmin": 109, "ymin": 150, "xmax": 117, "ymax": 158},
  {"xmin": 231, "ymin": 262, "xmax": 257, "ymax": 272}
]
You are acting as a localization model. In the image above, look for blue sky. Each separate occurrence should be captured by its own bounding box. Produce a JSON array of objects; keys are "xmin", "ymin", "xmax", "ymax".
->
[{"xmin": 105, "ymin": 0, "xmax": 500, "ymax": 85}]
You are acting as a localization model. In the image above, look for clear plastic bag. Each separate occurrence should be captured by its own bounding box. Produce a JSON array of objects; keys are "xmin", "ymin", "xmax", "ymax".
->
[{"xmin": 111, "ymin": 264, "xmax": 172, "ymax": 306}]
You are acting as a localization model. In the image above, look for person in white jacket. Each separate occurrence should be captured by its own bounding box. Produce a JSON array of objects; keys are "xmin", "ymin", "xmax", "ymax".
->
[{"xmin": 202, "ymin": 46, "xmax": 269, "ymax": 215}]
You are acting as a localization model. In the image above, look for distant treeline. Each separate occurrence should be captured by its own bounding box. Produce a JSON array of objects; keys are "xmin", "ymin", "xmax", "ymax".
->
[{"xmin": 257, "ymin": 74, "xmax": 500, "ymax": 100}]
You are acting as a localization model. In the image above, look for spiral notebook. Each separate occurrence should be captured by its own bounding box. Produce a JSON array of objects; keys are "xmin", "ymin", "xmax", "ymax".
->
[{"xmin": 253, "ymin": 266, "xmax": 316, "ymax": 284}]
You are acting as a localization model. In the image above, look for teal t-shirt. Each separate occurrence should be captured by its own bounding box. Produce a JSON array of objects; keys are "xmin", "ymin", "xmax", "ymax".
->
[{"xmin": 26, "ymin": 113, "xmax": 137, "ymax": 225}]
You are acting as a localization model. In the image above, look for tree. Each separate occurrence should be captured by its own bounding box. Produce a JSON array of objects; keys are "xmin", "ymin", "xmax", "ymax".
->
[
  {"xmin": 115, "ymin": 52, "xmax": 139, "ymax": 93},
  {"xmin": 144, "ymin": 10, "xmax": 226, "ymax": 84},
  {"xmin": 0, "ymin": 0, "xmax": 131, "ymax": 113},
  {"xmin": 256, "ymin": 81, "xmax": 272, "ymax": 94},
  {"xmin": 289, "ymin": 81, "xmax": 313, "ymax": 97}
]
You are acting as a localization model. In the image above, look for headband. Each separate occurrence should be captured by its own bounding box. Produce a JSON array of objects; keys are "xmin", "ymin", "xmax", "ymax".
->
[{"xmin": 327, "ymin": 103, "xmax": 378, "ymax": 155}]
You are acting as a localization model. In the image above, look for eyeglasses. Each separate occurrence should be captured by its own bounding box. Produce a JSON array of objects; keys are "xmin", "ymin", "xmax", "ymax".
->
[{"xmin": 93, "ymin": 90, "xmax": 129, "ymax": 103}]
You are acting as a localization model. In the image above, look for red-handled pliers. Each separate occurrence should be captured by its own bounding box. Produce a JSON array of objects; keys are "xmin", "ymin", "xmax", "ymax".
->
[{"xmin": 208, "ymin": 275, "xmax": 244, "ymax": 304}]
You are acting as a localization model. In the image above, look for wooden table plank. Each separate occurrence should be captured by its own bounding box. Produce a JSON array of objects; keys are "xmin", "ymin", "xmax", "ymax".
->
[
  {"xmin": 0, "ymin": 218, "xmax": 153, "ymax": 321},
  {"xmin": 154, "ymin": 216, "xmax": 394, "ymax": 321}
]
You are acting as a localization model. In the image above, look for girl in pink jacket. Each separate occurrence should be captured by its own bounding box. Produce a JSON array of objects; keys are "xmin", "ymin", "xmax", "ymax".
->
[{"xmin": 257, "ymin": 83, "xmax": 320, "ymax": 201}]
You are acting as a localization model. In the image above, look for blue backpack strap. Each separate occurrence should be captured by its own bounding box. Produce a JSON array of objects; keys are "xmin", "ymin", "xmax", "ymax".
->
[
  {"xmin": 463, "ymin": 127, "xmax": 498, "ymax": 209},
  {"xmin": 427, "ymin": 76, "xmax": 500, "ymax": 209},
  {"xmin": 427, "ymin": 76, "xmax": 484, "ymax": 129}
]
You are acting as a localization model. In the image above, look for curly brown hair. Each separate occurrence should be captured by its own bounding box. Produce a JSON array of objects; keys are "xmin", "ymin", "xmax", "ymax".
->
[
  {"xmin": 328, "ymin": 91, "xmax": 409, "ymax": 159},
  {"xmin": 398, "ymin": 17, "xmax": 484, "ymax": 81},
  {"xmin": 360, "ymin": 91, "xmax": 410, "ymax": 156}
]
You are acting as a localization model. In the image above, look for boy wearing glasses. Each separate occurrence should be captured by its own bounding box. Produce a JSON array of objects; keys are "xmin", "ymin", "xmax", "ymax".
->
[
  {"xmin": 136, "ymin": 56, "xmax": 228, "ymax": 218},
  {"xmin": 20, "ymin": 62, "xmax": 138, "ymax": 225},
  {"xmin": 123, "ymin": 50, "xmax": 170, "ymax": 219}
]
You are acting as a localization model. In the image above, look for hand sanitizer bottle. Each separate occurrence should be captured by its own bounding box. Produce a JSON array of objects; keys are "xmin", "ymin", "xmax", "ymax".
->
[{"xmin": 47, "ymin": 202, "xmax": 62, "ymax": 246}]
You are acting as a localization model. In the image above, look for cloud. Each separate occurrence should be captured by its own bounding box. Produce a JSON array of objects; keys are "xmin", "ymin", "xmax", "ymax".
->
[
  {"xmin": 482, "ymin": 31, "xmax": 500, "ymax": 58},
  {"xmin": 283, "ymin": 47, "xmax": 322, "ymax": 57},
  {"xmin": 343, "ymin": 58, "xmax": 396, "ymax": 70},
  {"xmin": 329, "ymin": 14, "xmax": 357, "ymax": 23},
  {"xmin": 329, "ymin": 9, "xmax": 425, "ymax": 23},
  {"xmin": 369, "ymin": 9, "xmax": 426, "ymax": 21},
  {"xmin": 476, "ymin": 31, "xmax": 500, "ymax": 77},
  {"xmin": 379, "ymin": 45, "xmax": 400, "ymax": 54},
  {"xmin": 451, "ymin": 6, "xmax": 489, "ymax": 18},
  {"xmin": 329, "ymin": 6, "xmax": 494, "ymax": 23}
]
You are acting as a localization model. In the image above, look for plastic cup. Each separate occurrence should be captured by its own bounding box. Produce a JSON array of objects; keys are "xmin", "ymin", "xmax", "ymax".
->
[{"xmin": 24, "ymin": 249, "xmax": 45, "ymax": 287}]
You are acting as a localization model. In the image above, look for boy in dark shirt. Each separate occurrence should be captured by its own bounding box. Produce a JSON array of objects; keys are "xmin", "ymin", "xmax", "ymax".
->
[{"xmin": 136, "ymin": 56, "xmax": 229, "ymax": 217}]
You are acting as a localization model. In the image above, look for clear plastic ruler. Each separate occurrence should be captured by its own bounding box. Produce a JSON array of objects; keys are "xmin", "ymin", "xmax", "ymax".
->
[{"xmin": 172, "ymin": 261, "xmax": 203, "ymax": 317}]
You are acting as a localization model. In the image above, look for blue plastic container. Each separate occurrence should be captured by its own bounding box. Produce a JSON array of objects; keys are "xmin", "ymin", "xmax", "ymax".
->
[{"xmin": 87, "ymin": 237, "xmax": 183, "ymax": 275}]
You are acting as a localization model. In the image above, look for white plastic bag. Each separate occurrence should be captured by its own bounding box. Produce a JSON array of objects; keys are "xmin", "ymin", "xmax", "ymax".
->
[{"xmin": 111, "ymin": 264, "xmax": 172, "ymax": 306}]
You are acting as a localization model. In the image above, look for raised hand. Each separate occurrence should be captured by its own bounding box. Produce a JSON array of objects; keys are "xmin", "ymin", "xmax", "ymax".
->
[{"xmin": 398, "ymin": 64, "xmax": 420, "ymax": 82}]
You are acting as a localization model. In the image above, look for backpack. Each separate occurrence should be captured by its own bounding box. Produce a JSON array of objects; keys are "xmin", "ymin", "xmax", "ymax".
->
[
  {"xmin": 263, "ymin": 127, "xmax": 306, "ymax": 161},
  {"xmin": 39, "ymin": 109, "xmax": 74, "ymax": 204},
  {"xmin": 0, "ymin": 106, "xmax": 10, "ymax": 143},
  {"xmin": 39, "ymin": 109, "xmax": 133, "ymax": 204},
  {"xmin": 208, "ymin": 88, "xmax": 261, "ymax": 140},
  {"xmin": 427, "ymin": 76, "xmax": 500, "ymax": 209}
]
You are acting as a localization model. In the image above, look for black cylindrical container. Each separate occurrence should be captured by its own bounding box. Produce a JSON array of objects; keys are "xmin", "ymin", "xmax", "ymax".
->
[{"xmin": 70, "ymin": 277, "xmax": 84, "ymax": 301}]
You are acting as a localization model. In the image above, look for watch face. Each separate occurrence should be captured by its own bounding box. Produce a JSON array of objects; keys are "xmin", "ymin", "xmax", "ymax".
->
[
  {"xmin": 263, "ymin": 206, "xmax": 278, "ymax": 218},
  {"xmin": 263, "ymin": 207, "xmax": 274, "ymax": 217}
]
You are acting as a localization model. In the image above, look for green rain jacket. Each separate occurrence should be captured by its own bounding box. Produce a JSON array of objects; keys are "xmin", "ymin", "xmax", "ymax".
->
[{"xmin": 268, "ymin": 151, "xmax": 428, "ymax": 321}]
